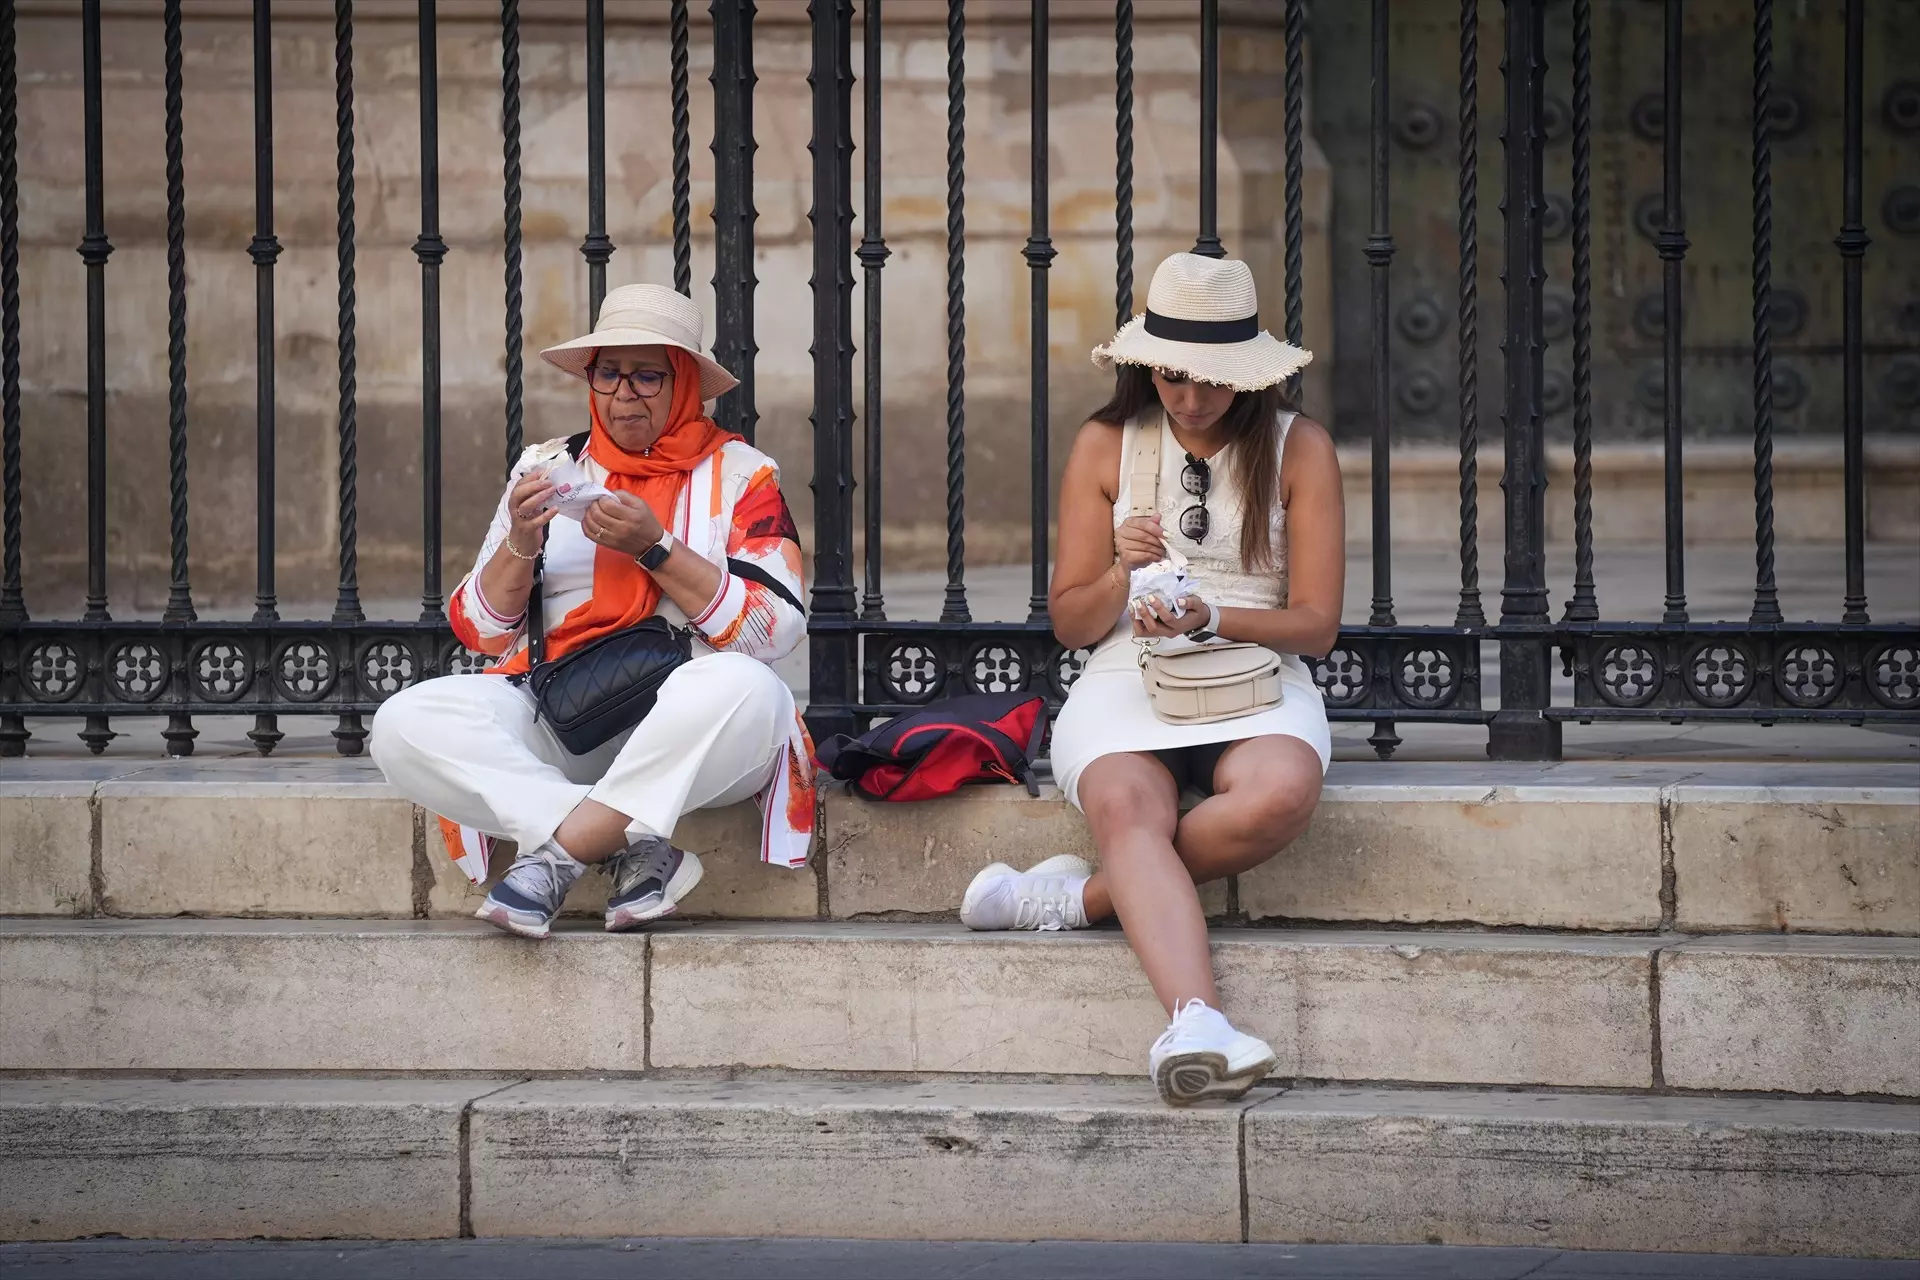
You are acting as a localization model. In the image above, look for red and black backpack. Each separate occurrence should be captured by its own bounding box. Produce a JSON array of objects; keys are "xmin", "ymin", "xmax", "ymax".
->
[{"xmin": 814, "ymin": 692, "xmax": 1047, "ymax": 802}]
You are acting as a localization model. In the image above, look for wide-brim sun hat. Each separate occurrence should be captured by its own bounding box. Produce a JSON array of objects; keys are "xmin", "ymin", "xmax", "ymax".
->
[
  {"xmin": 540, "ymin": 282, "xmax": 740, "ymax": 402},
  {"xmin": 1092, "ymin": 252, "xmax": 1312, "ymax": 392}
]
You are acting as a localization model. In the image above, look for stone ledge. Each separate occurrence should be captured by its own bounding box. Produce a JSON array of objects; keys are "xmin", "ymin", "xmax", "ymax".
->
[
  {"xmin": 2, "ymin": 761, "xmax": 1914, "ymax": 934},
  {"xmin": 1659, "ymin": 935, "xmax": 1920, "ymax": 1097},
  {"xmin": 1245, "ymin": 1085, "xmax": 1920, "ymax": 1257},
  {"xmin": 4, "ymin": 1076, "xmax": 1913, "ymax": 1254},
  {"xmin": 0, "ymin": 1077, "xmax": 477, "ymax": 1241},
  {"xmin": 470, "ymin": 1078, "xmax": 1248, "ymax": 1242},
  {"xmin": 646, "ymin": 923, "xmax": 1659, "ymax": 1088},
  {"xmin": 0, "ymin": 919, "xmax": 647, "ymax": 1073}
]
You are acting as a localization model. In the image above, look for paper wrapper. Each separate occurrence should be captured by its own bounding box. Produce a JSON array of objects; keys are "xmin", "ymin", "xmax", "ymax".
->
[
  {"xmin": 533, "ymin": 457, "xmax": 614, "ymax": 522},
  {"xmin": 1128, "ymin": 556, "xmax": 1193, "ymax": 618}
]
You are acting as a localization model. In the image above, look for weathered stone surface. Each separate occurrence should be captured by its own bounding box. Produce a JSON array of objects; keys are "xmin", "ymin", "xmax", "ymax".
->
[
  {"xmin": 0, "ymin": 784, "xmax": 92, "ymax": 915},
  {"xmin": 649, "ymin": 924, "xmax": 1654, "ymax": 1087},
  {"xmin": 0, "ymin": 1078, "xmax": 478, "ymax": 1241},
  {"xmin": 0, "ymin": 919, "xmax": 646, "ymax": 1072},
  {"xmin": 1220, "ymin": 932, "xmax": 1655, "ymax": 1089},
  {"xmin": 470, "ymin": 1078, "xmax": 1247, "ymax": 1242},
  {"xmin": 823, "ymin": 785, "xmax": 1224, "ymax": 920},
  {"xmin": 426, "ymin": 802, "xmax": 819, "ymax": 920},
  {"xmin": 1670, "ymin": 786, "xmax": 1920, "ymax": 934},
  {"xmin": 1245, "ymin": 1086, "xmax": 1920, "ymax": 1257},
  {"xmin": 649, "ymin": 925, "xmax": 1167, "ymax": 1075},
  {"xmin": 1660, "ymin": 935, "xmax": 1920, "ymax": 1097},
  {"xmin": 1241, "ymin": 783, "xmax": 1662, "ymax": 929},
  {"xmin": 97, "ymin": 780, "xmax": 417, "ymax": 917}
]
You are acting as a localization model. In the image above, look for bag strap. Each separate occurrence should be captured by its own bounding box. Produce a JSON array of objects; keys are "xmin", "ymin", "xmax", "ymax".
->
[
  {"xmin": 1127, "ymin": 411, "xmax": 1164, "ymax": 519},
  {"xmin": 526, "ymin": 524, "xmax": 549, "ymax": 669}
]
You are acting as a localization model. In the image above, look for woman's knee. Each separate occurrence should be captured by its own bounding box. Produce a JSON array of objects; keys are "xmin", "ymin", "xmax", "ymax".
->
[
  {"xmin": 1078, "ymin": 755, "xmax": 1179, "ymax": 842},
  {"xmin": 1213, "ymin": 739, "xmax": 1323, "ymax": 830}
]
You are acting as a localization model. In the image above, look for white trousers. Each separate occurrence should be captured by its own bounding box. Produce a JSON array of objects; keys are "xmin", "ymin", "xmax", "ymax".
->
[{"xmin": 369, "ymin": 651, "xmax": 793, "ymax": 854}]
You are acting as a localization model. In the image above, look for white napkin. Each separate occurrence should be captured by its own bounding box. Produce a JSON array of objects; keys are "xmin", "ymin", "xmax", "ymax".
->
[
  {"xmin": 1128, "ymin": 551, "xmax": 1193, "ymax": 619},
  {"xmin": 532, "ymin": 457, "xmax": 613, "ymax": 522}
]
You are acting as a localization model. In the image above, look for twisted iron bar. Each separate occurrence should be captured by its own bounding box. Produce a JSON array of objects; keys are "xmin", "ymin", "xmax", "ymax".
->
[
  {"xmin": 1565, "ymin": 0, "xmax": 1598, "ymax": 624},
  {"xmin": 164, "ymin": 0, "xmax": 194, "ymax": 624},
  {"xmin": 1454, "ymin": 0, "xmax": 1483, "ymax": 628},
  {"xmin": 941, "ymin": 0, "xmax": 968, "ymax": 624},
  {"xmin": 501, "ymin": 0, "xmax": 524, "ymax": 469},
  {"xmin": 1114, "ymin": 0, "xmax": 1133, "ymax": 327},
  {"xmin": 859, "ymin": 0, "xmax": 890, "ymax": 621},
  {"xmin": 333, "ymin": 0, "xmax": 362, "ymax": 627},
  {"xmin": 1750, "ymin": 0, "xmax": 1781, "ymax": 626},
  {"xmin": 670, "ymin": 0, "xmax": 691, "ymax": 296},
  {"xmin": 582, "ymin": 0, "xmax": 611, "ymax": 323},
  {"xmin": 0, "ymin": 0, "xmax": 19, "ymax": 627},
  {"xmin": 1837, "ymin": 0, "xmax": 1868, "ymax": 624},
  {"xmin": 1284, "ymin": 0, "xmax": 1304, "ymax": 352}
]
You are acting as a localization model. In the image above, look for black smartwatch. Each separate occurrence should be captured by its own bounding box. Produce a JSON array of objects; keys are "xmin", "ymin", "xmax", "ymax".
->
[
  {"xmin": 638, "ymin": 530, "xmax": 676, "ymax": 571},
  {"xmin": 1188, "ymin": 601, "xmax": 1218, "ymax": 643}
]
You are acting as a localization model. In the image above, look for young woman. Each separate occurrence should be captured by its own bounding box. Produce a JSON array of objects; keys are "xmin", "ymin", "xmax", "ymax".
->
[{"xmin": 960, "ymin": 253, "xmax": 1344, "ymax": 1106}]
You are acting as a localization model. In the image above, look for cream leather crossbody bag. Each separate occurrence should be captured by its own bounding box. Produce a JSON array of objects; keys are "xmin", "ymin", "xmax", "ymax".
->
[{"xmin": 1128, "ymin": 415, "xmax": 1285, "ymax": 725}]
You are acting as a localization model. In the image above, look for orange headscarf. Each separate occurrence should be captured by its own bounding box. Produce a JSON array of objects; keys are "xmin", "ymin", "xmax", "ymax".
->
[{"xmin": 496, "ymin": 346, "xmax": 739, "ymax": 675}]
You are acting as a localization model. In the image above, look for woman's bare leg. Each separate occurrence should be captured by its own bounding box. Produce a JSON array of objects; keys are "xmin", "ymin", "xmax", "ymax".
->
[
  {"xmin": 1173, "ymin": 736, "xmax": 1324, "ymax": 881},
  {"xmin": 1083, "ymin": 735, "xmax": 1323, "ymax": 915},
  {"xmin": 551, "ymin": 799, "xmax": 632, "ymax": 864},
  {"xmin": 1076, "ymin": 752, "xmax": 1217, "ymax": 1014}
]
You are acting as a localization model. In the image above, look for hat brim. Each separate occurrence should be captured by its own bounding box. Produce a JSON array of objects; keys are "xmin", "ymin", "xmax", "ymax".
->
[
  {"xmin": 1091, "ymin": 315, "xmax": 1312, "ymax": 393},
  {"xmin": 540, "ymin": 327, "xmax": 740, "ymax": 402}
]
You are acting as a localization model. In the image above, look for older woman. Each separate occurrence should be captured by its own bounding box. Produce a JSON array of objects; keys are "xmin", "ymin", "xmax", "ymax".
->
[
  {"xmin": 960, "ymin": 254, "xmax": 1342, "ymax": 1105},
  {"xmin": 371, "ymin": 284, "xmax": 813, "ymax": 938}
]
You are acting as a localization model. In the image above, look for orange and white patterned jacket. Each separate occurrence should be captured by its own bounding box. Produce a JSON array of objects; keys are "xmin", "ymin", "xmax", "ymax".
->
[{"xmin": 446, "ymin": 432, "xmax": 816, "ymax": 871}]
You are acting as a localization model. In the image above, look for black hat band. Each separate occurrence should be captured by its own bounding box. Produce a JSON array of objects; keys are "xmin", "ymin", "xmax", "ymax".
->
[{"xmin": 1143, "ymin": 309, "xmax": 1260, "ymax": 343}]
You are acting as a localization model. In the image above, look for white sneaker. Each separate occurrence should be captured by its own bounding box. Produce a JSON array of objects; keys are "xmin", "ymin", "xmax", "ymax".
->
[
  {"xmin": 959, "ymin": 854, "xmax": 1093, "ymax": 931},
  {"xmin": 1148, "ymin": 998, "xmax": 1277, "ymax": 1106}
]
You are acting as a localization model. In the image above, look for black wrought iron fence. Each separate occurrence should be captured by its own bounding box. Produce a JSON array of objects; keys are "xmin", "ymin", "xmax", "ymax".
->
[{"xmin": 0, "ymin": 0, "xmax": 1914, "ymax": 763}]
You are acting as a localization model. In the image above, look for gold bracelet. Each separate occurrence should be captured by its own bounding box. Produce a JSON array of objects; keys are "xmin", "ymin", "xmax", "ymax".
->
[
  {"xmin": 501, "ymin": 533, "xmax": 537, "ymax": 561},
  {"xmin": 1109, "ymin": 560, "xmax": 1127, "ymax": 589}
]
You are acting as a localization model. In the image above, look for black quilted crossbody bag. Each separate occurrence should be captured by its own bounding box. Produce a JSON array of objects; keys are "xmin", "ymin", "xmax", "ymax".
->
[{"xmin": 514, "ymin": 528, "xmax": 694, "ymax": 755}]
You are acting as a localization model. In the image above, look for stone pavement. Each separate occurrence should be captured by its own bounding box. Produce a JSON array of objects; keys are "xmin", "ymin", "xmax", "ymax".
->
[
  {"xmin": 17, "ymin": 543, "xmax": 1918, "ymax": 764},
  {"xmin": 1, "ymin": 1239, "xmax": 1913, "ymax": 1280}
]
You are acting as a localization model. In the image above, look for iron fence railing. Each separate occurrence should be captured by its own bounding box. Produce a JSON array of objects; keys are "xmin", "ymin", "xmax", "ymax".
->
[{"xmin": 0, "ymin": 0, "xmax": 1915, "ymax": 763}]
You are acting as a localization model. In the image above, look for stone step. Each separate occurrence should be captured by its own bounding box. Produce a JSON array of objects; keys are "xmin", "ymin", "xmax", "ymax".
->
[
  {"xmin": 2, "ymin": 1076, "xmax": 1914, "ymax": 1255},
  {"xmin": 3, "ymin": 919, "xmax": 1914, "ymax": 1095},
  {"xmin": 5, "ymin": 760, "xmax": 1915, "ymax": 934}
]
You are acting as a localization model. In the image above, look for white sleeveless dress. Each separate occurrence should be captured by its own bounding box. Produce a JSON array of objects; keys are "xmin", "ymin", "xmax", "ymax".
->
[{"xmin": 1048, "ymin": 410, "xmax": 1332, "ymax": 809}]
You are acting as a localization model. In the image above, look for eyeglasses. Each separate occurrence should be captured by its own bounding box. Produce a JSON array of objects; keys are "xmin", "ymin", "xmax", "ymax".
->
[
  {"xmin": 1153, "ymin": 367, "xmax": 1227, "ymax": 389},
  {"xmin": 1179, "ymin": 453, "xmax": 1211, "ymax": 543},
  {"xmin": 587, "ymin": 365, "xmax": 669, "ymax": 398}
]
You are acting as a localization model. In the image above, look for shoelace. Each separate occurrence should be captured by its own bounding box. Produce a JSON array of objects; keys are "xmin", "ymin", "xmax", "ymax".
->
[
  {"xmin": 504, "ymin": 845, "xmax": 580, "ymax": 906},
  {"xmin": 610, "ymin": 839, "xmax": 673, "ymax": 896},
  {"xmin": 1011, "ymin": 876, "xmax": 1079, "ymax": 931},
  {"xmin": 1151, "ymin": 998, "xmax": 1219, "ymax": 1054}
]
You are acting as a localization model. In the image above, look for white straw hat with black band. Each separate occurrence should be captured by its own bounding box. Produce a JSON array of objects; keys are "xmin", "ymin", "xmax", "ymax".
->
[
  {"xmin": 1091, "ymin": 252, "xmax": 1312, "ymax": 392},
  {"xmin": 540, "ymin": 282, "xmax": 740, "ymax": 402}
]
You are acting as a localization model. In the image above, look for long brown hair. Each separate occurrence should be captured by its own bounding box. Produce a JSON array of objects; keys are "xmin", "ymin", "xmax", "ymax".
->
[{"xmin": 1089, "ymin": 364, "xmax": 1296, "ymax": 572}]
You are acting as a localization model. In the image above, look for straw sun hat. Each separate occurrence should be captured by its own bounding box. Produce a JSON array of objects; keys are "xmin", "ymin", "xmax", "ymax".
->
[
  {"xmin": 540, "ymin": 282, "xmax": 740, "ymax": 402},
  {"xmin": 1092, "ymin": 253, "xmax": 1312, "ymax": 392}
]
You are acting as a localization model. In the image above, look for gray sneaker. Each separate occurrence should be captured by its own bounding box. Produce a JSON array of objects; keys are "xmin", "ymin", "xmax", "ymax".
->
[
  {"xmin": 475, "ymin": 843, "xmax": 587, "ymax": 939},
  {"xmin": 604, "ymin": 837, "xmax": 704, "ymax": 932}
]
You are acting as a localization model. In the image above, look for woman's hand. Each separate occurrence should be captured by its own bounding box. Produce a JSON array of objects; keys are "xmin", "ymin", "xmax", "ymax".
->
[
  {"xmin": 1114, "ymin": 514, "xmax": 1168, "ymax": 570},
  {"xmin": 504, "ymin": 469, "xmax": 559, "ymax": 557},
  {"xmin": 1131, "ymin": 594, "xmax": 1210, "ymax": 639},
  {"xmin": 582, "ymin": 491, "xmax": 665, "ymax": 559}
]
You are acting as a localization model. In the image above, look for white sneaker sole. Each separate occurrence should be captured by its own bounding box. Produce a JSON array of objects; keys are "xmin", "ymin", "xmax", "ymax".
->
[
  {"xmin": 605, "ymin": 849, "xmax": 705, "ymax": 932},
  {"xmin": 1152, "ymin": 1048, "xmax": 1277, "ymax": 1107},
  {"xmin": 474, "ymin": 900, "xmax": 554, "ymax": 940}
]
